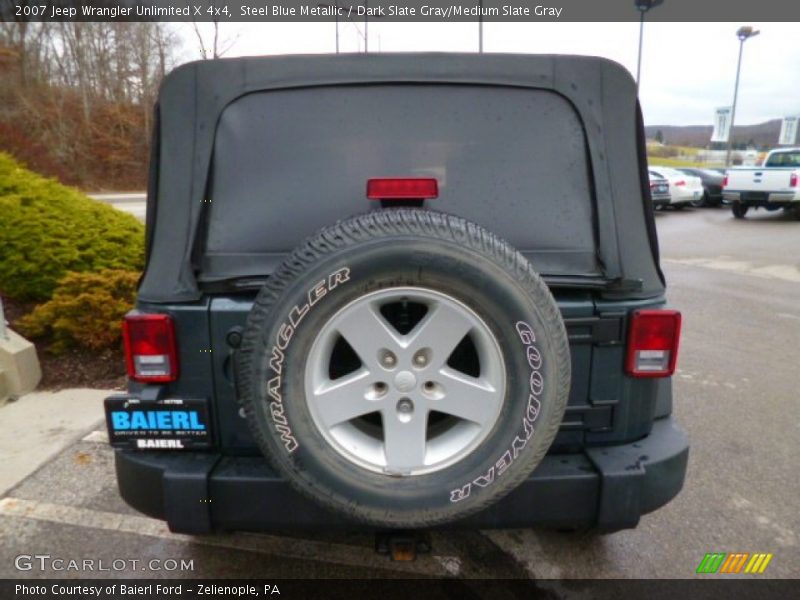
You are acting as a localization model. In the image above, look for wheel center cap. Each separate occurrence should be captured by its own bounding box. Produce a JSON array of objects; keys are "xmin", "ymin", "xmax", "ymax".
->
[{"xmin": 394, "ymin": 370, "xmax": 417, "ymax": 392}]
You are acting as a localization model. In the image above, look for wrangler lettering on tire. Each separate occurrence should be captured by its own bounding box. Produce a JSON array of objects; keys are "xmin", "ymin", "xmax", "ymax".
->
[
  {"xmin": 235, "ymin": 209, "xmax": 570, "ymax": 528},
  {"xmin": 264, "ymin": 267, "xmax": 352, "ymax": 453}
]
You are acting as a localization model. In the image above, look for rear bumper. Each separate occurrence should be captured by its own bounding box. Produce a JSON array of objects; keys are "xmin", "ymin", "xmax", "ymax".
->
[
  {"xmin": 723, "ymin": 191, "xmax": 798, "ymax": 206},
  {"xmin": 115, "ymin": 416, "xmax": 688, "ymax": 534},
  {"xmin": 671, "ymin": 188, "xmax": 703, "ymax": 205},
  {"xmin": 652, "ymin": 196, "xmax": 671, "ymax": 207}
]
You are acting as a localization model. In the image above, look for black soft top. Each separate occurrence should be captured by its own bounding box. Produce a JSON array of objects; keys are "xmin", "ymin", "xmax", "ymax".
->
[{"xmin": 139, "ymin": 52, "xmax": 664, "ymax": 303}]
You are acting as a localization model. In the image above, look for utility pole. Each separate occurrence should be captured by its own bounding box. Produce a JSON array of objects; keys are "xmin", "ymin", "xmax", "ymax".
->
[{"xmin": 318, "ymin": 3, "xmax": 341, "ymax": 53}]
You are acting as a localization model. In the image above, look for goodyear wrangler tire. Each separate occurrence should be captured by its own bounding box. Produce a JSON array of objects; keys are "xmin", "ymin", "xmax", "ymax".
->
[{"xmin": 235, "ymin": 209, "xmax": 570, "ymax": 528}]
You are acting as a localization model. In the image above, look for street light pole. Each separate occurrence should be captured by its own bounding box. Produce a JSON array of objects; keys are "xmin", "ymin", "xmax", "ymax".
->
[
  {"xmin": 635, "ymin": 10, "xmax": 645, "ymax": 89},
  {"xmin": 725, "ymin": 26, "xmax": 760, "ymax": 167},
  {"xmin": 478, "ymin": 0, "xmax": 483, "ymax": 53},
  {"xmin": 634, "ymin": 0, "xmax": 664, "ymax": 92}
]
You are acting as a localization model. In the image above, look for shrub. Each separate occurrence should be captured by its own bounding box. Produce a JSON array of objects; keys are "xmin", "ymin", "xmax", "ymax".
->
[
  {"xmin": 17, "ymin": 270, "xmax": 139, "ymax": 353},
  {"xmin": 0, "ymin": 152, "xmax": 144, "ymax": 301}
]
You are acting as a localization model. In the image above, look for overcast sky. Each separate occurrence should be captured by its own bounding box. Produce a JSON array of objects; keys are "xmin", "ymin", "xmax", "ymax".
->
[{"xmin": 180, "ymin": 21, "xmax": 800, "ymax": 126}]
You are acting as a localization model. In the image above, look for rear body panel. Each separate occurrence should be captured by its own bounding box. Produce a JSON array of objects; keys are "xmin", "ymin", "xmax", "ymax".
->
[
  {"xmin": 131, "ymin": 294, "xmax": 672, "ymax": 456},
  {"xmin": 118, "ymin": 295, "xmax": 685, "ymax": 533}
]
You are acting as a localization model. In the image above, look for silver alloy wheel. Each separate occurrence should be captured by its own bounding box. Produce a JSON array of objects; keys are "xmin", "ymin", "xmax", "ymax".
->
[{"xmin": 304, "ymin": 287, "xmax": 506, "ymax": 476}]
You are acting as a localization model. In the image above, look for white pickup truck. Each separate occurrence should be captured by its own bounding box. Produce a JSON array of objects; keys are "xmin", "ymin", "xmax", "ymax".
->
[{"xmin": 723, "ymin": 148, "xmax": 800, "ymax": 219}]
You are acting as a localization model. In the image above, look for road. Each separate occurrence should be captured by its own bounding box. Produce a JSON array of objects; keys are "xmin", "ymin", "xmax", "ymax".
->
[
  {"xmin": 0, "ymin": 206, "xmax": 797, "ymax": 582},
  {"xmin": 89, "ymin": 192, "xmax": 146, "ymax": 221}
]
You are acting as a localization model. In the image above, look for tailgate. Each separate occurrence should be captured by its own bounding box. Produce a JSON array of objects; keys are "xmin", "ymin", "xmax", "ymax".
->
[{"xmin": 727, "ymin": 169, "xmax": 796, "ymax": 192}]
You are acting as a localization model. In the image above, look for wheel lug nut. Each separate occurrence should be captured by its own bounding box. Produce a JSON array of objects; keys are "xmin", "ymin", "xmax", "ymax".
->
[
  {"xmin": 381, "ymin": 351, "xmax": 397, "ymax": 368},
  {"xmin": 413, "ymin": 353, "xmax": 427, "ymax": 367},
  {"xmin": 397, "ymin": 399, "xmax": 413, "ymax": 413}
]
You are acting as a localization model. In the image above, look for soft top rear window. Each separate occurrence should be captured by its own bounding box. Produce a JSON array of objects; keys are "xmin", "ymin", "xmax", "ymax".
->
[{"xmin": 201, "ymin": 84, "xmax": 599, "ymax": 282}]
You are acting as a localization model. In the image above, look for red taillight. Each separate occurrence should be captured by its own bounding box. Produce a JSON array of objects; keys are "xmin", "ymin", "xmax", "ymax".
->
[
  {"xmin": 625, "ymin": 310, "xmax": 681, "ymax": 378},
  {"xmin": 367, "ymin": 178, "xmax": 439, "ymax": 200},
  {"xmin": 674, "ymin": 180, "xmax": 686, "ymax": 187},
  {"xmin": 123, "ymin": 314, "xmax": 179, "ymax": 382},
  {"xmin": 722, "ymin": 174, "xmax": 729, "ymax": 188},
  {"xmin": 790, "ymin": 173, "xmax": 798, "ymax": 187}
]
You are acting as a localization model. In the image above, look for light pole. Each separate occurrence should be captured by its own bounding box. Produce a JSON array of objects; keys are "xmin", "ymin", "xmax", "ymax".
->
[
  {"xmin": 634, "ymin": 0, "xmax": 664, "ymax": 92},
  {"xmin": 725, "ymin": 26, "xmax": 760, "ymax": 167},
  {"xmin": 478, "ymin": 0, "xmax": 483, "ymax": 53}
]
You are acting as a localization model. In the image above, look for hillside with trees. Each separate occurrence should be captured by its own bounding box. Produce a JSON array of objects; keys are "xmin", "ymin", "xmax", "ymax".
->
[
  {"xmin": 0, "ymin": 22, "xmax": 178, "ymax": 190},
  {"xmin": 645, "ymin": 120, "xmax": 783, "ymax": 150}
]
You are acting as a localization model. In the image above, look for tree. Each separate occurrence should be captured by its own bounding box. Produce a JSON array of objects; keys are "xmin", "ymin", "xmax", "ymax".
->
[
  {"xmin": 0, "ymin": 22, "xmax": 180, "ymax": 189},
  {"xmin": 655, "ymin": 129, "xmax": 664, "ymax": 144},
  {"xmin": 192, "ymin": 3, "xmax": 239, "ymax": 60}
]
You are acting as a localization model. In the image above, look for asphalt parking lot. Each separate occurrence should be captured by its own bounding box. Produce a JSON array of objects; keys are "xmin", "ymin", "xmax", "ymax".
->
[{"xmin": 0, "ymin": 205, "xmax": 798, "ymax": 581}]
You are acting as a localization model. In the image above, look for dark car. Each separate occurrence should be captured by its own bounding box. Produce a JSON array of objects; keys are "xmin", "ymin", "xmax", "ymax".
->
[
  {"xmin": 679, "ymin": 168, "xmax": 725, "ymax": 206},
  {"xmin": 105, "ymin": 54, "xmax": 688, "ymax": 539}
]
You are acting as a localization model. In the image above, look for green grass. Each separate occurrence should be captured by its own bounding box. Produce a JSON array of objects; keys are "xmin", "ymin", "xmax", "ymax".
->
[
  {"xmin": 647, "ymin": 156, "xmax": 700, "ymax": 167},
  {"xmin": 647, "ymin": 156, "xmax": 725, "ymax": 168},
  {"xmin": 672, "ymin": 145, "xmax": 701, "ymax": 156}
]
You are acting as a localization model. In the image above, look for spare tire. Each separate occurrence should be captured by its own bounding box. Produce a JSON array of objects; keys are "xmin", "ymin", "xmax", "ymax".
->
[{"xmin": 235, "ymin": 209, "xmax": 570, "ymax": 528}]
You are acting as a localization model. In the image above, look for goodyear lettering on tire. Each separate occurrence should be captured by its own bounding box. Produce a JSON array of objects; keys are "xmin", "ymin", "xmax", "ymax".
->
[{"xmin": 449, "ymin": 320, "xmax": 543, "ymax": 503}]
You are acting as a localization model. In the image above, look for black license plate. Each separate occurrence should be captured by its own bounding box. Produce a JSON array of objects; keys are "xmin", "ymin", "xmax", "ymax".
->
[
  {"xmin": 743, "ymin": 192, "xmax": 767, "ymax": 202},
  {"xmin": 104, "ymin": 396, "xmax": 211, "ymax": 450}
]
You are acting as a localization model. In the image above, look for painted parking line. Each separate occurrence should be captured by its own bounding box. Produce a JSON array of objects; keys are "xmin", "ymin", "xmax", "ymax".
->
[
  {"xmin": 663, "ymin": 257, "xmax": 800, "ymax": 283},
  {"xmin": 82, "ymin": 430, "xmax": 109, "ymax": 443},
  {"xmin": 0, "ymin": 497, "xmax": 457, "ymax": 576}
]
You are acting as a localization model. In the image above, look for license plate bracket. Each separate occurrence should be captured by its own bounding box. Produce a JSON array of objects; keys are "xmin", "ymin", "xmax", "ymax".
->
[
  {"xmin": 743, "ymin": 192, "xmax": 767, "ymax": 202},
  {"xmin": 104, "ymin": 396, "xmax": 212, "ymax": 450}
]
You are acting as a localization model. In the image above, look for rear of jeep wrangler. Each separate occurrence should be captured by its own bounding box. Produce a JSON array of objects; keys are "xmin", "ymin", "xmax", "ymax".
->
[{"xmin": 106, "ymin": 53, "xmax": 688, "ymax": 535}]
